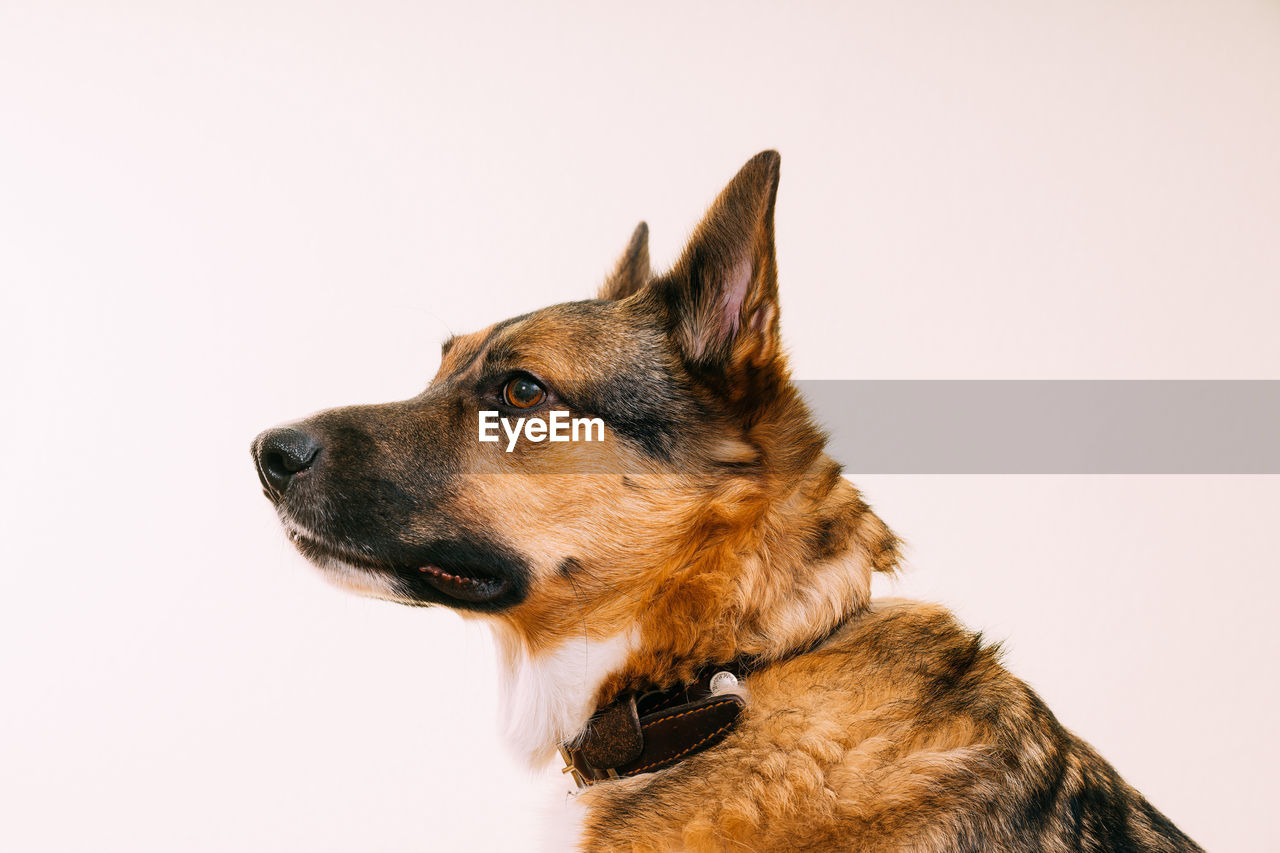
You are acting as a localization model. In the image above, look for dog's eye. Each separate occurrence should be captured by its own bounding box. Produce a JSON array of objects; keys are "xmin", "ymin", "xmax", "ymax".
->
[{"xmin": 503, "ymin": 377, "xmax": 546, "ymax": 409}]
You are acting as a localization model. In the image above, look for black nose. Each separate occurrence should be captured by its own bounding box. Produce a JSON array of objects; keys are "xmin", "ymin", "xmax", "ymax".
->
[{"xmin": 253, "ymin": 427, "xmax": 321, "ymax": 497}]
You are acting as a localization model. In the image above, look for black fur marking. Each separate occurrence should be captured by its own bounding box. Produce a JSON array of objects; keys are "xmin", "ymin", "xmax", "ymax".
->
[
  {"xmin": 807, "ymin": 517, "xmax": 841, "ymax": 561},
  {"xmin": 558, "ymin": 557, "xmax": 585, "ymax": 578},
  {"xmin": 567, "ymin": 351, "xmax": 709, "ymax": 463}
]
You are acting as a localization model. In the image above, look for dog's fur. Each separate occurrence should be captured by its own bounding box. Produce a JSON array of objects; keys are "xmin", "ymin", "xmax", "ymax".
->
[{"xmin": 253, "ymin": 152, "xmax": 1201, "ymax": 851}]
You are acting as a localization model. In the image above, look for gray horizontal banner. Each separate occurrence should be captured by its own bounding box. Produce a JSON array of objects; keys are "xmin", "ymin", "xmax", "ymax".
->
[{"xmin": 801, "ymin": 380, "xmax": 1280, "ymax": 474}]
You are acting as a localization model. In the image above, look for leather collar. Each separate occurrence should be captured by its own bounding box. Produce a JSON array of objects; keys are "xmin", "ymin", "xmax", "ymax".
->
[
  {"xmin": 559, "ymin": 662, "xmax": 749, "ymax": 788},
  {"xmin": 558, "ymin": 614, "xmax": 865, "ymax": 788}
]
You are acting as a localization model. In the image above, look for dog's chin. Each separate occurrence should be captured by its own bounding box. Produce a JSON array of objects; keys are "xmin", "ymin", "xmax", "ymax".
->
[{"xmin": 285, "ymin": 528, "xmax": 526, "ymax": 612}]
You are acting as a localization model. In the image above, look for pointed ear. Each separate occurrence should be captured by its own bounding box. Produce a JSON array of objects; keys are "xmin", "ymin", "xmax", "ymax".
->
[
  {"xmin": 658, "ymin": 150, "xmax": 781, "ymax": 371},
  {"xmin": 598, "ymin": 222, "xmax": 650, "ymax": 300}
]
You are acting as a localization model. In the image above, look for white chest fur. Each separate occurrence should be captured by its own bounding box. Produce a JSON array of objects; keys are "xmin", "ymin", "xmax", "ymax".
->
[{"xmin": 492, "ymin": 629, "xmax": 638, "ymax": 768}]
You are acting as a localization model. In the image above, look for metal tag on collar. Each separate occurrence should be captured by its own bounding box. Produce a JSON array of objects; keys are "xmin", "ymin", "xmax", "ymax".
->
[{"xmin": 709, "ymin": 670, "xmax": 739, "ymax": 694}]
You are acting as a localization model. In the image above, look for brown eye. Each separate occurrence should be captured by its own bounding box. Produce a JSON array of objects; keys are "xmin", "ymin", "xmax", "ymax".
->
[{"xmin": 503, "ymin": 376, "xmax": 546, "ymax": 408}]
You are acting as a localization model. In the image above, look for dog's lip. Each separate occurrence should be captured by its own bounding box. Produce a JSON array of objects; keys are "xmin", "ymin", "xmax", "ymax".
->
[
  {"xmin": 416, "ymin": 565, "xmax": 509, "ymax": 603},
  {"xmin": 290, "ymin": 532, "xmax": 511, "ymax": 604}
]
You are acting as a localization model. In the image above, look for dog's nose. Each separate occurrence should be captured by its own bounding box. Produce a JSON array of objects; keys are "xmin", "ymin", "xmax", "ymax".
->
[{"xmin": 253, "ymin": 427, "xmax": 321, "ymax": 496}]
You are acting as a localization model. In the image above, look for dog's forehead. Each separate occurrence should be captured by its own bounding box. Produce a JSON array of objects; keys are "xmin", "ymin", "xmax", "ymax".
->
[{"xmin": 437, "ymin": 300, "xmax": 655, "ymax": 384}]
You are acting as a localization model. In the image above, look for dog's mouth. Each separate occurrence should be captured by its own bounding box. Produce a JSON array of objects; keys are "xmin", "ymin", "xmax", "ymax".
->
[
  {"xmin": 412, "ymin": 564, "xmax": 507, "ymax": 602},
  {"xmin": 288, "ymin": 528, "xmax": 523, "ymax": 608}
]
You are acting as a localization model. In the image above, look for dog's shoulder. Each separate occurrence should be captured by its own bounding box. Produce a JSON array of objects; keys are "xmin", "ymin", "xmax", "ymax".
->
[
  {"xmin": 578, "ymin": 602, "xmax": 1012, "ymax": 849},
  {"xmin": 759, "ymin": 597, "xmax": 1015, "ymax": 710},
  {"xmin": 577, "ymin": 602, "xmax": 1201, "ymax": 851}
]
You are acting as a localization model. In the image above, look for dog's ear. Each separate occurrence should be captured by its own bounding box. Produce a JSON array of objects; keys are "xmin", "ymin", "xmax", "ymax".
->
[
  {"xmin": 598, "ymin": 222, "xmax": 650, "ymax": 300},
  {"xmin": 655, "ymin": 150, "xmax": 781, "ymax": 372}
]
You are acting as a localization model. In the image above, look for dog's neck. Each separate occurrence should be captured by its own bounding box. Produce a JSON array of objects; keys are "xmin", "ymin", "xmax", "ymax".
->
[
  {"xmin": 594, "ymin": 454, "xmax": 900, "ymax": 701},
  {"xmin": 490, "ymin": 452, "xmax": 899, "ymax": 767}
]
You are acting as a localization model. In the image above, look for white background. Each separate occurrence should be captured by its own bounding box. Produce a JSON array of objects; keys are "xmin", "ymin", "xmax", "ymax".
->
[{"xmin": 3, "ymin": 2, "xmax": 1278, "ymax": 850}]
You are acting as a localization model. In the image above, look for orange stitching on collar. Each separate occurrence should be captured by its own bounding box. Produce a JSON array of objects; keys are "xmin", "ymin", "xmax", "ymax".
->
[
  {"xmin": 639, "ymin": 697, "xmax": 741, "ymax": 731},
  {"xmin": 623, "ymin": 720, "xmax": 737, "ymax": 776}
]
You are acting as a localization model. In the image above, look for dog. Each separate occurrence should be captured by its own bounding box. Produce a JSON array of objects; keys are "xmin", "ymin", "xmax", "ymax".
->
[{"xmin": 252, "ymin": 151, "xmax": 1202, "ymax": 851}]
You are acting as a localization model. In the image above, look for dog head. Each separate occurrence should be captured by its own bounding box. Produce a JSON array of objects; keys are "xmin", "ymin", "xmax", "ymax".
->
[{"xmin": 253, "ymin": 151, "xmax": 897, "ymax": 693}]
